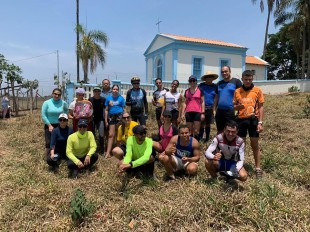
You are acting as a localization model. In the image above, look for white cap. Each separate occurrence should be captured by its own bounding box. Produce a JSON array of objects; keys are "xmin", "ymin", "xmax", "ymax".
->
[{"xmin": 58, "ymin": 113, "xmax": 68, "ymax": 120}]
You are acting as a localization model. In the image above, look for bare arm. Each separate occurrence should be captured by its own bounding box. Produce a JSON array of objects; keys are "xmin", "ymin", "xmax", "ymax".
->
[{"xmin": 164, "ymin": 135, "xmax": 178, "ymax": 156}]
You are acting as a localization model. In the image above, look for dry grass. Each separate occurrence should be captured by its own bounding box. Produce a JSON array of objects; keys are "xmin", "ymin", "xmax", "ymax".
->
[{"xmin": 0, "ymin": 93, "xmax": 310, "ymax": 231}]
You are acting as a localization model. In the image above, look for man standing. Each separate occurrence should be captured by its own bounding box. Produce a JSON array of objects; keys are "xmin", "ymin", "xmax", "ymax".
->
[
  {"xmin": 89, "ymin": 87, "xmax": 105, "ymax": 152},
  {"xmin": 118, "ymin": 125, "xmax": 155, "ymax": 178},
  {"xmin": 199, "ymin": 71, "xmax": 218, "ymax": 142},
  {"xmin": 101, "ymin": 79, "xmax": 112, "ymax": 98},
  {"xmin": 126, "ymin": 76, "xmax": 148, "ymax": 126},
  {"xmin": 233, "ymin": 70, "xmax": 264, "ymax": 178},
  {"xmin": 214, "ymin": 66, "xmax": 242, "ymax": 133},
  {"xmin": 159, "ymin": 124, "xmax": 200, "ymax": 180},
  {"xmin": 152, "ymin": 78, "xmax": 169, "ymax": 128},
  {"xmin": 205, "ymin": 120, "xmax": 247, "ymax": 181}
]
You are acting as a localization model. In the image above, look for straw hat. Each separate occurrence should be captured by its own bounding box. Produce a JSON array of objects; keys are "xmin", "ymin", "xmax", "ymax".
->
[{"xmin": 201, "ymin": 71, "xmax": 218, "ymax": 81}]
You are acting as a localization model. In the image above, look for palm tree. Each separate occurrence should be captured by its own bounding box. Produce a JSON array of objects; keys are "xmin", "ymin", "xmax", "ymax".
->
[
  {"xmin": 275, "ymin": 0, "xmax": 310, "ymax": 78},
  {"xmin": 76, "ymin": 24, "xmax": 109, "ymax": 83},
  {"xmin": 252, "ymin": 0, "xmax": 281, "ymax": 59}
]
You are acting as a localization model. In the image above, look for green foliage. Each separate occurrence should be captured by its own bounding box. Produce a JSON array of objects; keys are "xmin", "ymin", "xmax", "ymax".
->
[
  {"xmin": 302, "ymin": 95, "xmax": 310, "ymax": 118},
  {"xmin": 288, "ymin": 85, "xmax": 300, "ymax": 93},
  {"xmin": 69, "ymin": 188, "xmax": 94, "ymax": 225}
]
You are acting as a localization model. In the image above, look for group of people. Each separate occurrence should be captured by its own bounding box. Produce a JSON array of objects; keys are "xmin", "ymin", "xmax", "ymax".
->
[{"xmin": 41, "ymin": 66, "xmax": 264, "ymax": 181}]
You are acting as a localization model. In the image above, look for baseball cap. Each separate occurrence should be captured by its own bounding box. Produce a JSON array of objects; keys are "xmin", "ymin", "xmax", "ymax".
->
[
  {"xmin": 163, "ymin": 110, "xmax": 172, "ymax": 117},
  {"xmin": 77, "ymin": 119, "xmax": 88, "ymax": 126},
  {"xmin": 133, "ymin": 125, "xmax": 147, "ymax": 134},
  {"xmin": 188, "ymin": 75, "xmax": 197, "ymax": 81},
  {"xmin": 76, "ymin": 88, "xmax": 86, "ymax": 95},
  {"xmin": 93, "ymin": 86, "xmax": 101, "ymax": 91},
  {"xmin": 58, "ymin": 113, "xmax": 68, "ymax": 120}
]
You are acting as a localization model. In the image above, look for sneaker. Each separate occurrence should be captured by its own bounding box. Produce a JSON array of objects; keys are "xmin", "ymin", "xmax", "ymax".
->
[
  {"xmin": 255, "ymin": 168, "xmax": 263, "ymax": 178},
  {"xmin": 219, "ymin": 170, "xmax": 239, "ymax": 179},
  {"xmin": 69, "ymin": 169, "xmax": 78, "ymax": 179},
  {"xmin": 163, "ymin": 174, "xmax": 176, "ymax": 182}
]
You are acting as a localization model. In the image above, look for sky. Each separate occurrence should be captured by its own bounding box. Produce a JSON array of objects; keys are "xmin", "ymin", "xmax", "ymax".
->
[{"xmin": 0, "ymin": 0, "xmax": 280, "ymax": 95}]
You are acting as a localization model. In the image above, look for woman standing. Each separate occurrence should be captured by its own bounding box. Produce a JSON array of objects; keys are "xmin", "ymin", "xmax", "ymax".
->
[
  {"xmin": 183, "ymin": 75, "xmax": 205, "ymax": 141},
  {"xmin": 161, "ymin": 80, "xmax": 184, "ymax": 126},
  {"xmin": 1, "ymin": 93, "xmax": 10, "ymax": 119},
  {"xmin": 41, "ymin": 88, "xmax": 68, "ymax": 157},
  {"xmin": 104, "ymin": 85, "xmax": 126, "ymax": 158},
  {"xmin": 112, "ymin": 112, "xmax": 138, "ymax": 160},
  {"xmin": 47, "ymin": 113, "xmax": 73, "ymax": 172}
]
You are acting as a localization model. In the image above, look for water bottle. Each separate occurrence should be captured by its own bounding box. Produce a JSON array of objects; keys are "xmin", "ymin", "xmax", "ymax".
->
[{"xmin": 52, "ymin": 153, "xmax": 59, "ymax": 161}]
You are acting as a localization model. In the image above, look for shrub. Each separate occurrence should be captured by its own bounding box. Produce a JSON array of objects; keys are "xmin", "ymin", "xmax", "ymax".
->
[
  {"xmin": 288, "ymin": 85, "xmax": 299, "ymax": 93},
  {"xmin": 303, "ymin": 95, "xmax": 310, "ymax": 118},
  {"xmin": 69, "ymin": 188, "xmax": 94, "ymax": 226}
]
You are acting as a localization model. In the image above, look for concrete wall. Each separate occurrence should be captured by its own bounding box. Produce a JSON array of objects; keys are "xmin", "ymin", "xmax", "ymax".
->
[
  {"xmin": 65, "ymin": 79, "xmax": 310, "ymax": 104},
  {"xmin": 246, "ymin": 64, "xmax": 266, "ymax": 81}
]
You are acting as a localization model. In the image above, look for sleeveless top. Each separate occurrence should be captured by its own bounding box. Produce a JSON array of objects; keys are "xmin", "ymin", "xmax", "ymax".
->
[
  {"xmin": 175, "ymin": 136, "xmax": 194, "ymax": 159},
  {"xmin": 184, "ymin": 87, "xmax": 202, "ymax": 113},
  {"xmin": 159, "ymin": 124, "xmax": 177, "ymax": 151},
  {"xmin": 165, "ymin": 91, "xmax": 181, "ymax": 111}
]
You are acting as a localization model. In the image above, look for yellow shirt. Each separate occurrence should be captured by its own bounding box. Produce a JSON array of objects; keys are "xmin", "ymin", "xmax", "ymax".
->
[{"xmin": 117, "ymin": 121, "xmax": 139, "ymax": 144}]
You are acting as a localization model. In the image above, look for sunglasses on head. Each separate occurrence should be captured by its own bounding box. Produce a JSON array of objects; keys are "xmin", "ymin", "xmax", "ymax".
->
[
  {"xmin": 78, "ymin": 125, "xmax": 87, "ymax": 128},
  {"xmin": 189, "ymin": 79, "xmax": 196, "ymax": 83},
  {"xmin": 58, "ymin": 118, "xmax": 68, "ymax": 122},
  {"xmin": 122, "ymin": 116, "xmax": 130, "ymax": 120}
]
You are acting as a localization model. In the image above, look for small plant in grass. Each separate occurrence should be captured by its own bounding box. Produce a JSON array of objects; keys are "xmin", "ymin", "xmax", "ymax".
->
[
  {"xmin": 288, "ymin": 85, "xmax": 299, "ymax": 93},
  {"xmin": 302, "ymin": 95, "xmax": 310, "ymax": 118},
  {"xmin": 69, "ymin": 188, "xmax": 94, "ymax": 225}
]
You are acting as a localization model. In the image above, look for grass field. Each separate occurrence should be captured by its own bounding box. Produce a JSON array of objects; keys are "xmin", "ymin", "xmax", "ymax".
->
[{"xmin": 0, "ymin": 93, "xmax": 309, "ymax": 231}]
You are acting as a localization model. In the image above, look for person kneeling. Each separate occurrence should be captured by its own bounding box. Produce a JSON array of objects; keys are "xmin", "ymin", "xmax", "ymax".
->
[
  {"xmin": 118, "ymin": 125, "xmax": 155, "ymax": 179},
  {"xmin": 159, "ymin": 124, "xmax": 200, "ymax": 181},
  {"xmin": 66, "ymin": 119, "xmax": 98, "ymax": 178},
  {"xmin": 204, "ymin": 120, "xmax": 247, "ymax": 181}
]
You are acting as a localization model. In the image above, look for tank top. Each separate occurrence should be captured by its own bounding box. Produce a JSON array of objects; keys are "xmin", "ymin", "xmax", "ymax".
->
[
  {"xmin": 159, "ymin": 125, "xmax": 174, "ymax": 151},
  {"xmin": 185, "ymin": 87, "xmax": 202, "ymax": 113},
  {"xmin": 164, "ymin": 91, "xmax": 181, "ymax": 111},
  {"xmin": 175, "ymin": 136, "xmax": 193, "ymax": 159}
]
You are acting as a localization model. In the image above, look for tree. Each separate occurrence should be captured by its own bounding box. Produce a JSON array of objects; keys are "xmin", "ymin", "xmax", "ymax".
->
[
  {"xmin": 274, "ymin": 0, "xmax": 310, "ymax": 78},
  {"xmin": 264, "ymin": 24, "xmax": 298, "ymax": 79},
  {"xmin": 252, "ymin": 0, "xmax": 281, "ymax": 59},
  {"xmin": 76, "ymin": 24, "xmax": 109, "ymax": 83},
  {"xmin": 22, "ymin": 79, "xmax": 39, "ymax": 114}
]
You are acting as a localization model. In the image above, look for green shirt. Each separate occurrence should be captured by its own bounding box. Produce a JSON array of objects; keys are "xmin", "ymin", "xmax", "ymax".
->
[
  {"xmin": 123, "ymin": 136, "xmax": 153, "ymax": 168},
  {"xmin": 66, "ymin": 131, "xmax": 97, "ymax": 165}
]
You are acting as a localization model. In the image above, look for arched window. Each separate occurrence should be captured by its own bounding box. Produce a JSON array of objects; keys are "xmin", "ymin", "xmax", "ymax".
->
[{"xmin": 156, "ymin": 59, "xmax": 162, "ymax": 79}]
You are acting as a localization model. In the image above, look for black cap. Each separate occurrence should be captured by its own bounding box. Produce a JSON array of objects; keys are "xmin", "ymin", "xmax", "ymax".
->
[
  {"xmin": 133, "ymin": 125, "xmax": 147, "ymax": 134},
  {"xmin": 78, "ymin": 119, "xmax": 88, "ymax": 126},
  {"xmin": 163, "ymin": 110, "xmax": 172, "ymax": 117}
]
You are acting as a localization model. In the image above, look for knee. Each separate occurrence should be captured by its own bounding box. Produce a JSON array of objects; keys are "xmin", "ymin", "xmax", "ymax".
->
[
  {"xmin": 187, "ymin": 164, "xmax": 198, "ymax": 176},
  {"xmin": 239, "ymin": 172, "xmax": 248, "ymax": 182}
]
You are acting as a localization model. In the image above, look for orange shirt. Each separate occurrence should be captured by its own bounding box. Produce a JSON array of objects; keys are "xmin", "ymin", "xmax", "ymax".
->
[{"xmin": 233, "ymin": 86, "xmax": 264, "ymax": 119}]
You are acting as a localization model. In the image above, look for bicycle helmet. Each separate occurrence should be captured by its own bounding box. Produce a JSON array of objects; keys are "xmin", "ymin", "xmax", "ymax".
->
[{"xmin": 131, "ymin": 76, "xmax": 140, "ymax": 83}]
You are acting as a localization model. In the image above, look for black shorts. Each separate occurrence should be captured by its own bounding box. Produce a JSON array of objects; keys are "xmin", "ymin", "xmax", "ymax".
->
[
  {"xmin": 171, "ymin": 109, "xmax": 179, "ymax": 122},
  {"xmin": 237, "ymin": 117, "xmax": 259, "ymax": 138},
  {"xmin": 119, "ymin": 144, "xmax": 126, "ymax": 155},
  {"xmin": 203, "ymin": 108, "xmax": 214, "ymax": 125},
  {"xmin": 215, "ymin": 109, "xmax": 235, "ymax": 132},
  {"xmin": 185, "ymin": 112, "xmax": 201, "ymax": 122},
  {"xmin": 155, "ymin": 107, "xmax": 163, "ymax": 121},
  {"xmin": 108, "ymin": 113, "xmax": 122, "ymax": 125}
]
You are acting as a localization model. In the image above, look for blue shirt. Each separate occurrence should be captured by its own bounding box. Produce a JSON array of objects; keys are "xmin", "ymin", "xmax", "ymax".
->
[
  {"xmin": 41, "ymin": 98, "xmax": 68, "ymax": 125},
  {"xmin": 199, "ymin": 83, "xmax": 217, "ymax": 108},
  {"xmin": 216, "ymin": 78, "xmax": 242, "ymax": 110},
  {"xmin": 50, "ymin": 126, "xmax": 73, "ymax": 155},
  {"xmin": 105, "ymin": 95, "xmax": 125, "ymax": 115}
]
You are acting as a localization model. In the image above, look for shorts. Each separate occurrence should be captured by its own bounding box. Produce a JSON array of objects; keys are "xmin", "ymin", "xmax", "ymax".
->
[
  {"xmin": 237, "ymin": 117, "xmax": 259, "ymax": 138},
  {"xmin": 203, "ymin": 108, "xmax": 214, "ymax": 125},
  {"xmin": 215, "ymin": 109, "xmax": 235, "ymax": 132},
  {"xmin": 119, "ymin": 144, "xmax": 126, "ymax": 155},
  {"xmin": 109, "ymin": 113, "xmax": 122, "ymax": 125},
  {"xmin": 218, "ymin": 159, "xmax": 237, "ymax": 172},
  {"xmin": 172, "ymin": 155, "xmax": 198, "ymax": 171},
  {"xmin": 185, "ymin": 112, "xmax": 201, "ymax": 122},
  {"xmin": 155, "ymin": 107, "xmax": 163, "ymax": 121},
  {"xmin": 171, "ymin": 109, "xmax": 179, "ymax": 122},
  {"xmin": 131, "ymin": 114, "xmax": 146, "ymax": 126}
]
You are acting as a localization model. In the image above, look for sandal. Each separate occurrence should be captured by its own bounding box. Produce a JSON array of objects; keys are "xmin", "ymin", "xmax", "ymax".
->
[{"xmin": 255, "ymin": 168, "xmax": 263, "ymax": 178}]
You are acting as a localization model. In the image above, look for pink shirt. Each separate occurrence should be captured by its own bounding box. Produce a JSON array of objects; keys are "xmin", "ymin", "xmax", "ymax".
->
[
  {"xmin": 185, "ymin": 87, "xmax": 202, "ymax": 113},
  {"xmin": 159, "ymin": 125, "xmax": 177, "ymax": 152}
]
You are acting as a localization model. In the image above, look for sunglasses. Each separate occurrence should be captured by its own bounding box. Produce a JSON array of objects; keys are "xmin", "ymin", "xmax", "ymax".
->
[
  {"xmin": 122, "ymin": 116, "xmax": 130, "ymax": 120},
  {"xmin": 132, "ymin": 82, "xmax": 140, "ymax": 85},
  {"xmin": 58, "ymin": 118, "xmax": 68, "ymax": 122},
  {"xmin": 189, "ymin": 79, "xmax": 196, "ymax": 83},
  {"xmin": 164, "ymin": 115, "xmax": 172, "ymax": 118},
  {"xmin": 137, "ymin": 132, "xmax": 146, "ymax": 136},
  {"xmin": 155, "ymin": 82, "xmax": 161, "ymax": 85},
  {"xmin": 78, "ymin": 125, "xmax": 87, "ymax": 128},
  {"xmin": 221, "ymin": 71, "xmax": 229, "ymax": 73},
  {"xmin": 53, "ymin": 93, "xmax": 61, "ymax": 96}
]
